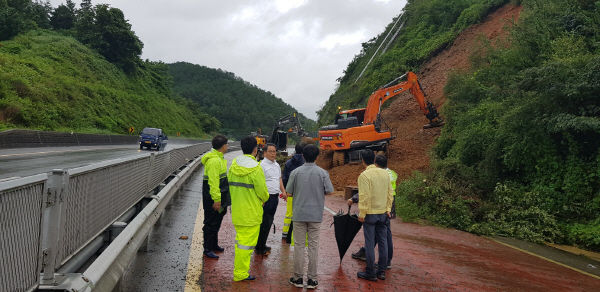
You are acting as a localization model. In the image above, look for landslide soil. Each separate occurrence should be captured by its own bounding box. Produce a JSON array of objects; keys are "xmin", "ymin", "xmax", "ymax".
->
[{"xmin": 318, "ymin": 4, "xmax": 523, "ymax": 190}]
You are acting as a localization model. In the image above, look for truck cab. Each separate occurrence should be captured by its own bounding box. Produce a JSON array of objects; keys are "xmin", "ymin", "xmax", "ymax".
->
[{"xmin": 139, "ymin": 127, "xmax": 168, "ymax": 151}]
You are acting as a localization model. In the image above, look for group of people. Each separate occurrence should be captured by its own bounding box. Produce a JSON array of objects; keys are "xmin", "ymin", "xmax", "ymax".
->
[{"xmin": 200, "ymin": 134, "xmax": 397, "ymax": 289}]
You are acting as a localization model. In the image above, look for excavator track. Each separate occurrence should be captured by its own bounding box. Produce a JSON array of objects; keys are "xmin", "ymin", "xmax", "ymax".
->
[{"xmin": 333, "ymin": 151, "xmax": 345, "ymax": 167}]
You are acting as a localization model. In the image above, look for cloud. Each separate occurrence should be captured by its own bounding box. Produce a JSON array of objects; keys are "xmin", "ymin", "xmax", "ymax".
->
[
  {"xmin": 274, "ymin": 0, "xmax": 308, "ymax": 13},
  {"xmin": 319, "ymin": 30, "xmax": 368, "ymax": 50},
  {"xmin": 48, "ymin": 0, "xmax": 408, "ymax": 120}
]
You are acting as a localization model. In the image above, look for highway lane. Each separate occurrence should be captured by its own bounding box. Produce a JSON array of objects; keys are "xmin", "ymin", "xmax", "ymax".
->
[{"xmin": 0, "ymin": 141, "xmax": 208, "ymax": 180}]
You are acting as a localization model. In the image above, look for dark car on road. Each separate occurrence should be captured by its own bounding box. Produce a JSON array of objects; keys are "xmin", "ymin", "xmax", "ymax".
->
[{"xmin": 139, "ymin": 127, "xmax": 168, "ymax": 151}]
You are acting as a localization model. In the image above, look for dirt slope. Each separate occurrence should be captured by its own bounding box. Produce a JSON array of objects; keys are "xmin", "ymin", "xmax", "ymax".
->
[{"xmin": 321, "ymin": 4, "xmax": 523, "ymax": 190}]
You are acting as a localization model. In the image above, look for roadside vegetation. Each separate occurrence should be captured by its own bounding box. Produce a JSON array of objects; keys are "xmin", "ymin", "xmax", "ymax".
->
[
  {"xmin": 0, "ymin": 30, "xmax": 218, "ymax": 136},
  {"xmin": 0, "ymin": 0, "xmax": 311, "ymax": 138},
  {"xmin": 420, "ymin": 0, "xmax": 600, "ymax": 250},
  {"xmin": 323, "ymin": 0, "xmax": 600, "ymax": 251}
]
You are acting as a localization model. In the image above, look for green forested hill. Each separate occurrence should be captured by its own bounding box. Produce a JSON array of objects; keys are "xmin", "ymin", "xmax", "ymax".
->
[
  {"xmin": 168, "ymin": 62, "xmax": 316, "ymax": 139},
  {"xmin": 0, "ymin": 30, "xmax": 218, "ymax": 136},
  {"xmin": 324, "ymin": 0, "xmax": 600, "ymax": 251}
]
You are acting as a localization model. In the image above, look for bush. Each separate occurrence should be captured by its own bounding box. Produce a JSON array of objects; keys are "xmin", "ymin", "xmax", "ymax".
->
[
  {"xmin": 394, "ymin": 0, "xmax": 600, "ymax": 250},
  {"xmin": 564, "ymin": 220, "xmax": 600, "ymax": 250}
]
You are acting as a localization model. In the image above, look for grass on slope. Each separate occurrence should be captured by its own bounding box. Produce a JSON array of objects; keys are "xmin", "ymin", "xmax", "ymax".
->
[{"xmin": 0, "ymin": 30, "xmax": 217, "ymax": 137}]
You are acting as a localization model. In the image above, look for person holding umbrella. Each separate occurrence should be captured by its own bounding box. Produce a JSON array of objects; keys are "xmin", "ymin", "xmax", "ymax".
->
[
  {"xmin": 348, "ymin": 155, "xmax": 394, "ymax": 268},
  {"xmin": 285, "ymin": 144, "xmax": 334, "ymax": 289},
  {"xmin": 356, "ymin": 150, "xmax": 394, "ymax": 281}
]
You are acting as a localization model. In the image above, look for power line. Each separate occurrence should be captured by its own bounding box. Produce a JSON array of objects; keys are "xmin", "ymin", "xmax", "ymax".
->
[{"xmin": 354, "ymin": 13, "xmax": 404, "ymax": 84}]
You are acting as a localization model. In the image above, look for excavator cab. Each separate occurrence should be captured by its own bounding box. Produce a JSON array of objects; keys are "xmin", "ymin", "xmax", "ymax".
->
[{"xmin": 335, "ymin": 110, "xmax": 365, "ymax": 128}]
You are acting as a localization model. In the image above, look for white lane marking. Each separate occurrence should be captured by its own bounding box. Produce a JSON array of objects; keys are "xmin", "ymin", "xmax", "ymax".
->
[
  {"xmin": 0, "ymin": 177, "xmax": 21, "ymax": 182},
  {"xmin": 185, "ymin": 170, "xmax": 206, "ymax": 292},
  {"xmin": 0, "ymin": 148, "xmax": 129, "ymax": 158}
]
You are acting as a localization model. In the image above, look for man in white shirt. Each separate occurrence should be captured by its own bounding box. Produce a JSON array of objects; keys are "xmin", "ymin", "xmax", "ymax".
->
[{"xmin": 256, "ymin": 143, "xmax": 287, "ymax": 255}]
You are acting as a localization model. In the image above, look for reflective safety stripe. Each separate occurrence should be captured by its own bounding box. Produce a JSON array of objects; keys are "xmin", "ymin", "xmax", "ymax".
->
[
  {"xmin": 203, "ymin": 173, "xmax": 227, "ymax": 180},
  {"xmin": 285, "ymin": 216, "xmax": 292, "ymax": 219},
  {"xmin": 235, "ymin": 240, "xmax": 255, "ymax": 250},
  {"xmin": 284, "ymin": 223, "xmax": 290, "ymax": 227},
  {"xmin": 229, "ymin": 182, "xmax": 254, "ymax": 189}
]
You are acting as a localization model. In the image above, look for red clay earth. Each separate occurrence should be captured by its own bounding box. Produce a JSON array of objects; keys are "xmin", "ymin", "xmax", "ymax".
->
[
  {"xmin": 318, "ymin": 4, "xmax": 524, "ymax": 190},
  {"xmin": 201, "ymin": 194, "xmax": 600, "ymax": 291}
]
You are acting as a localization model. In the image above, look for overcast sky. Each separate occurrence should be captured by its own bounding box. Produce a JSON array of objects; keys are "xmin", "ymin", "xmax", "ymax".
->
[{"xmin": 49, "ymin": 0, "xmax": 407, "ymax": 120}]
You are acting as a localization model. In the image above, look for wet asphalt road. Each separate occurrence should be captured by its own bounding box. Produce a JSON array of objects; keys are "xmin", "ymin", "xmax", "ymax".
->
[
  {"xmin": 119, "ymin": 170, "xmax": 204, "ymax": 292},
  {"xmin": 0, "ymin": 142, "xmax": 205, "ymax": 180},
  {"xmin": 96, "ymin": 147, "xmax": 600, "ymax": 291},
  {"xmin": 119, "ymin": 151, "xmax": 238, "ymax": 292}
]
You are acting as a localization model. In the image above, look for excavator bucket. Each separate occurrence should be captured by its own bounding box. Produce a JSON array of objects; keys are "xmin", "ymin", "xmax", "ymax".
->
[{"xmin": 423, "ymin": 119, "xmax": 444, "ymax": 129}]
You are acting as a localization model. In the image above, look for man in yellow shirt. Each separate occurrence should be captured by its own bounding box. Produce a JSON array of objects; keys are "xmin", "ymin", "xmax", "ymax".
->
[
  {"xmin": 356, "ymin": 150, "xmax": 394, "ymax": 282},
  {"xmin": 349, "ymin": 155, "xmax": 395, "ymax": 267}
]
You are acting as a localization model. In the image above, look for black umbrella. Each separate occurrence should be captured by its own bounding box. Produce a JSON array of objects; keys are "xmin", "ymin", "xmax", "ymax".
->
[{"xmin": 333, "ymin": 206, "xmax": 363, "ymax": 263}]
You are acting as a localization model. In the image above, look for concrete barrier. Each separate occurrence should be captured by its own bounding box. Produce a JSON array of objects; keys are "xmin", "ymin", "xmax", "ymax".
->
[
  {"xmin": 0, "ymin": 129, "xmax": 206, "ymax": 149},
  {"xmin": 0, "ymin": 129, "xmax": 138, "ymax": 149}
]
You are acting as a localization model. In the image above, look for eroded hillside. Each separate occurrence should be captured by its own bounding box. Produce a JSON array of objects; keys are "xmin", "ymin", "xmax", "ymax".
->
[{"xmin": 320, "ymin": 4, "xmax": 522, "ymax": 190}]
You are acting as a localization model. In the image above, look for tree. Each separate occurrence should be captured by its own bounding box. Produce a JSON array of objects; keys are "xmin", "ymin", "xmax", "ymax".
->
[
  {"xmin": 50, "ymin": 0, "xmax": 75, "ymax": 30},
  {"xmin": 91, "ymin": 4, "xmax": 143, "ymax": 72},
  {"xmin": 0, "ymin": 0, "xmax": 51, "ymax": 40},
  {"xmin": 75, "ymin": 0, "xmax": 95, "ymax": 44},
  {"xmin": 28, "ymin": 0, "xmax": 51, "ymax": 29},
  {"xmin": 0, "ymin": 0, "xmax": 25, "ymax": 40}
]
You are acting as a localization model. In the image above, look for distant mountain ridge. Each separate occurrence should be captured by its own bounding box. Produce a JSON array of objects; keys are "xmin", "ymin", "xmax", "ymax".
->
[{"xmin": 169, "ymin": 61, "xmax": 315, "ymax": 139}]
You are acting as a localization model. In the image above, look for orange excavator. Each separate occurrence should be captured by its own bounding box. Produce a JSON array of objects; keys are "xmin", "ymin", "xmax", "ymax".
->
[{"xmin": 319, "ymin": 72, "xmax": 443, "ymax": 166}]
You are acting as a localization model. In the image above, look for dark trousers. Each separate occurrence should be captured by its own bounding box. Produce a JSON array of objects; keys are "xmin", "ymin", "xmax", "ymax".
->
[
  {"xmin": 256, "ymin": 194, "xmax": 279, "ymax": 251},
  {"xmin": 363, "ymin": 214, "xmax": 389, "ymax": 275},
  {"xmin": 202, "ymin": 184, "xmax": 226, "ymax": 251},
  {"xmin": 359, "ymin": 220, "xmax": 393, "ymax": 264},
  {"xmin": 385, "ymin": 220, "xmax": 393, "ymax": 263}
]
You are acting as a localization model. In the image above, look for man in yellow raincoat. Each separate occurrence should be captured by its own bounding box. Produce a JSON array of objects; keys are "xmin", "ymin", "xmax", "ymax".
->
[
  {"xmin": 201, "ymin": 135, "xmax": 230, "ymax": 259},
  {"xmin": 228, "ymin": 136, "xmax": 269, "ymax": 281}
]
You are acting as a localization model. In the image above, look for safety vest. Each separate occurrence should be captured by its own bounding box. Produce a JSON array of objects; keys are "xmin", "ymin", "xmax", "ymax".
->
[
  {"xmin": 387, "ymin": 168, "xmax": 398, "ymax": 192},
  {"xmin": 228, "ymin": 154, "xmax": 269, "ymax": 226}
]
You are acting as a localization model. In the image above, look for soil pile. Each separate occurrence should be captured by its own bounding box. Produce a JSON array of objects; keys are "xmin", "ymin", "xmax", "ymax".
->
[{"xmin": 319, "ymin": 4, "xmax": 523, "ymax": 190}]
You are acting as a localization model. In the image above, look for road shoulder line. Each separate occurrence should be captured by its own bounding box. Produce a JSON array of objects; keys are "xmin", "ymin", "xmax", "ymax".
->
[
  {"xmin": 487, "ymin": 236, "xmax": 600, "ymax": 280},
  {"xmin": 185, "ymin": 171, "xmax": 205, "ymax": 292}
]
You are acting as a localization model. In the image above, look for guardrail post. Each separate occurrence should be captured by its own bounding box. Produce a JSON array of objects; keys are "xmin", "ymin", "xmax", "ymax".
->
[
  {"xmin": 40, "ymin": 169, "xmax": 68, "ymax": 285},
  {"xmin": 147, "ymin": 153, "xmax": 155, "ymax": 194}
]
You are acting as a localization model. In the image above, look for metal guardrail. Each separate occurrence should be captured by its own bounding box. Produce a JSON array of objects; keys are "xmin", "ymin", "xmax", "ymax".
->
[
  {"xmin": 0, "ymin": 174, "xmax": 47, "ymax": 292},
  {"xmin": 0, "ymin": 143, "xmax": 212, "ymax": 292}
]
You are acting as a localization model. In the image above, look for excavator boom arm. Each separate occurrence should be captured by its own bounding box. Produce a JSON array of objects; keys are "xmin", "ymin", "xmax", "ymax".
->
[{"xmin": 363, "ymin": 72, "xmax": 438, "ymax": 124}]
